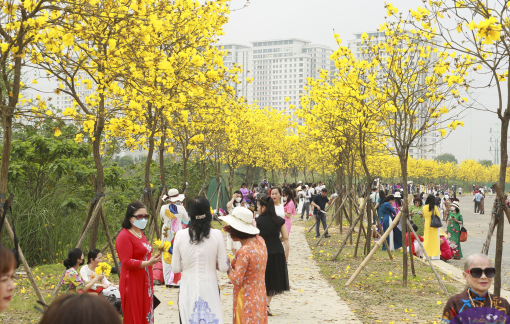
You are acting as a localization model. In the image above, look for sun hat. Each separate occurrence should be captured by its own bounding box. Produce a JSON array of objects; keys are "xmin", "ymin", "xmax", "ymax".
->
[
  {"xmin": 452, "ymin": 201, "xmax": 460, "ymax": 209},
  {"xmin": 394, "ymin": 191, "xmax": 401, "ymax": 198},
  {"xmin": 219, "ymin": 207, "xmax": 259, "ymax": 235},
  {"xmin": 444, "ymin": 194, "xmax": 449, "ymax": 199},
  {"xmin": 162, "ymin": 188, "xmax": 185, "ymax": 202}
]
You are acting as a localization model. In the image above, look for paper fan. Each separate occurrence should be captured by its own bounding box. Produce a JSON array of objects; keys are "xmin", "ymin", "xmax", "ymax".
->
[{"xmin": 451, "ymin": 307, "xmax": 510, "ymax": 324}]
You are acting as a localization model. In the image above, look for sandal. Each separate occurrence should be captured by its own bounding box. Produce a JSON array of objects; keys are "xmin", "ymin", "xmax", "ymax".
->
[{"xmin": 267, "ymin": 305, "xmax": 273, "ymax": 316}]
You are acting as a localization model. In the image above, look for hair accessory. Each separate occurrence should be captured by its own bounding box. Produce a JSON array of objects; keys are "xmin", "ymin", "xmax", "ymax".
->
[
  {"xmin": 195, "ymin": 214, "xmax": 206, "ymax": 219},
  {"xmin": 130, "ymin": 206, "xmax": 136, "ymax": 209}
]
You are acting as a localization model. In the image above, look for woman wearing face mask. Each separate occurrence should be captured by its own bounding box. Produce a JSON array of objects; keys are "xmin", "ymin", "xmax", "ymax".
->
[
  {"xmin": 62, "ymin": 248, "xmax": 104, "ymax": 294},
  {"xmin": 0, "ymin": 244, "xmax": 16, "ymax": 312},
  {"xmin": 442, "ymin": 254, "xmax": 510, "ymax": 322},
  {"xmin": 283, "ymin": 187, "xmax": 295, "ymax": 235},
  {"xmin": 116, "ymin": 201, "xmax": 161, "ymax": 324}
]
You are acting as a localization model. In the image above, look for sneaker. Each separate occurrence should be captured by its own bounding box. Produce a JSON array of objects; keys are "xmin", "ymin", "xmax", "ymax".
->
[
  {"xmin": 315, "ymin": 235, "xmax": 320, "ymax": 238},
  {"xmin": 325, "ymin": 234, "xmax": 331, "ymax": 238}
]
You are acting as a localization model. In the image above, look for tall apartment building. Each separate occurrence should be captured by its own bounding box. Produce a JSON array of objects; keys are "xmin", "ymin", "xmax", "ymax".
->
[
  {"xmin": 220, "ymin": 38, "xmax": 336, "ymax": 126},
  {"xmin": 347, "ymin": 32, "xmax": 442, "ymax": 160},
  {"xmin": 54, "ymin": 70, "xmax": 95, "ymax": 111}
]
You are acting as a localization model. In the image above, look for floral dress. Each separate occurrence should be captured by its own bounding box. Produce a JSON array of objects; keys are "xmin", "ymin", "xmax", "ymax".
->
[
  {"xmin": 61, "ymin": 268, "xmax": 85, "ymax": 293},
  {"xmin": 231, "ymin": 236, "xmax": 268, "ymax": 324},
  {"xmin": 446, "ymin": 211, "xmax": 463, "ymax": 259}
]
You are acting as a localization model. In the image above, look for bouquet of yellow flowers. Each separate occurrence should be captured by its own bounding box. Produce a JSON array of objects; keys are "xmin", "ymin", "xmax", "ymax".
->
[
  {"xmin": 153, "ymin": 239, "xmax": 173, "ymax": 263},
  {"xmin": 95, "ymin": 262, "xmax": 112, "ymax": 276}
]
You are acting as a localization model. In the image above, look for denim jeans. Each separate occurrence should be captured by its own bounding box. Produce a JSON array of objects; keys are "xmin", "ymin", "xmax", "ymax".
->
[{"xmin": 315, "ymin": 212, "xmax": 328, "ymax": 237}]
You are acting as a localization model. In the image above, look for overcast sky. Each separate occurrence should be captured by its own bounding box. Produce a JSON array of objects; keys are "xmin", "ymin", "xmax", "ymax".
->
[{"xmin": 221, "ymin": 0, "xmax": 507, "ymax": 163}]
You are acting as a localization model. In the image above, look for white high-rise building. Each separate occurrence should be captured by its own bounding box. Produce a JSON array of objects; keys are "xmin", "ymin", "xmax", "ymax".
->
[
  {"xmin": 347, "ymin": 32, "xmax": 442, "ymax": 160},
  {"xmin": 219, "ymin": 38, "xmax": 336, "ymax": 126}
]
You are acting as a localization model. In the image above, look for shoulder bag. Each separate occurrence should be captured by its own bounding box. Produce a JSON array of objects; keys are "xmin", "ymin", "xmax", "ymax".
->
[
  {"xmin": 460, "ymin": 223, "xmax": 468, "ymax": 242},
  {"xmin": 430, "ymin": 207, "xmax": 443, "ymax": 228}
]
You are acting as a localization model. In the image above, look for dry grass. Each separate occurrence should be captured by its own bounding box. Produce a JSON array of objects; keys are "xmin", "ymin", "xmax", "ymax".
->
[{"xmin": 303, "ymin": 218, "xmax": 464, "ymax": 324}]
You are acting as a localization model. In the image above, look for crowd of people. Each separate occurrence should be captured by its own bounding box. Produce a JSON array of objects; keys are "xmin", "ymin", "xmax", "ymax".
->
[
  {"xmin": 0, "ymin": 180, "xmax": 507, "ymax": 324},
  {"xmin": 369, "ymin": 187, "xmax": 465, "ymax": 262}
]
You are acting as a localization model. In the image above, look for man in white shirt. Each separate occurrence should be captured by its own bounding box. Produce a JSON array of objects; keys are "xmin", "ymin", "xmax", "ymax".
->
[
  {"xmin": 370, "ymin": 188, "xmax": 379, "ymax": 207},
  {"xmin": 300, "ymin": 185, "xmax": 311, "ymax": 220}
]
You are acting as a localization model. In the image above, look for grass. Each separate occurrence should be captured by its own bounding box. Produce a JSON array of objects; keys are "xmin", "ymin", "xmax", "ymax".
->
[
  {"xmin": 1, "ymin": 255, "xmax": 119, "ymax": 324},
  {"xmin": 303, "ymin": 217, "xmax": 464, "ymax": 324}
]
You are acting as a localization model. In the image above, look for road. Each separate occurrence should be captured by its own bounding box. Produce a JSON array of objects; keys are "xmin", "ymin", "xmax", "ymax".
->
[{"xmin": 445, "ymin": 194, "xmax": 510, "ymax": 287}]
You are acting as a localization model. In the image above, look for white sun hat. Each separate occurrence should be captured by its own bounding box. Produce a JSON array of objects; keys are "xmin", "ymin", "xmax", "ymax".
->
[
  {"xmin": 219, "ymin": 207, "xmax": 259, "ymax": 235},
  {"xmin": 394, "ymin": 191, "xmax": 401, "ymax": 198},
  {"xmin": 162, "ymin": 188, "xmax": 185, "ymax": 202}
]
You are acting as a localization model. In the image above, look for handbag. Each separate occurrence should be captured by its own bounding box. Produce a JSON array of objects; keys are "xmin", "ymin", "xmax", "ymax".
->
[
  {"xmin": 430, "ymin": 209, "xmax": 443, "ymax": 228},
  {"xmin": 460, "ymin": 226, "xmax": 467, "ymax": 242}
]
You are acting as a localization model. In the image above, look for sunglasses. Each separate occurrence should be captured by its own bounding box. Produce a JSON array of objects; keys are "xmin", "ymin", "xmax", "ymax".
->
[
  {"xmin": 133, "ymin": 214, "xmax": 150, "ymax": 220},
  {"xmin": 466, "ymin": 267, "xmax": 496, "ymax": 278}
]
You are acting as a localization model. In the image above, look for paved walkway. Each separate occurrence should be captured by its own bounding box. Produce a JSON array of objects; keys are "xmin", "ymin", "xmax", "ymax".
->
[{"xmin": 154, "ymin": 224, "xmax": 360, "ymax": 323}]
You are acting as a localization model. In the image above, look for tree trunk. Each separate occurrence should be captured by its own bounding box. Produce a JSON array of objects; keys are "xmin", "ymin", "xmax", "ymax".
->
[
  {"xmin": 494, "ymin": 116, "xmax": 509, "ymax": 296},
  {"xmin": 182, "ymin": 151, "xmax": 188, "ymax": 193},
  {"xmin": 250, "ymin": 165, "xmax": 255, "ymax": 187},
  {"xmin": 399, "ymin": 155, "xmax": 409, "ymax": 287},
  {"xmin": 159, "ymin": 130, "xmax": 167, "ymax": 186},
  {"xmin": 0, "ymin": 114, "xmax": 13, "ymax": 208},
  {"xmin": 228, "ymin": 165, "xmax": 234, "ymax": 197},
  {"xmin": 88, "ymin": 95, "xmax": 106, "ymax": 250},
  {"xmin": 263, "ymin": 169, "xmax": 267, "ymax": 180},
  {"xmin": 244, "ymin": 165, "xmax": 250, "ymax": 185},
  {"xmin": 272, "ymin": 169, "xmax": 275, "ymax": 184},
  {"xmin": 304, "ymin": 167, "xmax": 307, "ymax": 183}
]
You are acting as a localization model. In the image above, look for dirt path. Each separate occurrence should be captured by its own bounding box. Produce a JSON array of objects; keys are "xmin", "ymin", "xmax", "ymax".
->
[{"xmin": 154, "ymin": 224, "xmax": 360, "ymax": 323}]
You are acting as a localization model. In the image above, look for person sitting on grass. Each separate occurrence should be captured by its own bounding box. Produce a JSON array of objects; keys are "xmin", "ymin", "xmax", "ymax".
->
[
  {"xmin": 80, "ymin": 249, "xmax": 115, "ymax": 295},
  {"xmin": 62, "ymin": 248, "xmax": 104, "ymax": 294}
]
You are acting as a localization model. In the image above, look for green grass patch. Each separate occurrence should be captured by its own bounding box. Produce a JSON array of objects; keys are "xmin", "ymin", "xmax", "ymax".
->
[{"xmin": 303, "ymin": 218, "xmax": 463, "ymax": 324}]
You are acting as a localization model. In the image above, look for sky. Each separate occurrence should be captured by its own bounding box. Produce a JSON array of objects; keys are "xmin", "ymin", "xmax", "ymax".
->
[{"xmin": 220, "ymin": 0, "xmax": 508, "ymax": 163}]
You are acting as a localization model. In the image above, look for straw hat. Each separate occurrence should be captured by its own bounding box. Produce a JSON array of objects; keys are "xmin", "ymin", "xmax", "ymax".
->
[
  {"xmin": 219, "ymin": 207, "xmax": 259, "ymax": 235},
  {"xmin": 452, "ymin": 201, "xmax": 460, "ymax": 209},
  {"xmin": 162, "ymin": 188, "xmax": 185, "ymax": 202}
]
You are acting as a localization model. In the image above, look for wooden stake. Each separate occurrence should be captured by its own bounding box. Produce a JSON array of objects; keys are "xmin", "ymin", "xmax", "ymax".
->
[
  {"xmin": 100, "ymin": 207, "xmax": 121, "ymax": 278},
  {"xmin": 101, "ymin": 228, "xmax": 122, "ymax": 254},
  {"xmin": 408, "ymin": 221, "xmax": 416, "ymax": 276},
  {"xmin": 331, "ymin": 196, "xmax": 368, "ymax": 261},
  {"xmin": 2, "ymin": 211, "xmax": 46, "ymax": 305},
  {"xmin": 345, "ymin": 211, "xmax": 402, "ymax": 286},
  {"xmin": 406, "ymin": 219, "xmax": 448, "ymax": 296}
]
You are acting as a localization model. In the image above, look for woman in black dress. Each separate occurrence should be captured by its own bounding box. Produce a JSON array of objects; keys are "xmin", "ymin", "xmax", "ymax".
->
[{"xmin": 255, "ymin": 194, "xmax": 290, "ymax": 316}]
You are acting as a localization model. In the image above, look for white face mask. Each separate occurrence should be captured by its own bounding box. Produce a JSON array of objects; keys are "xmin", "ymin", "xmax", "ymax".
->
[
  {"xmin": 283, "ymin": 197, "xmax": 287, "ymax": 202},
  {"xmin": 235, "ymin": 197, "xmax": 242, "ymax": 202}
]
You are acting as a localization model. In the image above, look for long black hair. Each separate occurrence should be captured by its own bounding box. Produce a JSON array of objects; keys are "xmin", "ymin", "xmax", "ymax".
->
[
  {"xmin": 394, "ymin": 196, "xmax": 402, "ymax": 207},
  {"xmin": 425, "ymin": 194, "xmax": 436, "ymax": 213},
  {"xmin": 63, "ymin": 248, "xmax": 83, "ymax": 269},
  {"xmin": 283, "ymin": 187, "xmax": 294, "ymax": 207},
  {"xmin": 258, "ymin": 194, "xmax": 281, "ymax": 226},
  {"xmin": 122, "ymin": 201, "xmax": 147, "ymax": 229},
  {"xmin": 378, "ymin": 190, "xmax": 386, "ymax": 203},
  {"xmin": 87, "ymin": 249, "xmax": 101, "ymax": 264},
  {"xmin": 383, "ymin": 195, "xmax": 395, "ymax": 203},
  {"xmin": 187, "ymin": 196, "xmax": 212, "ymax": 244}
]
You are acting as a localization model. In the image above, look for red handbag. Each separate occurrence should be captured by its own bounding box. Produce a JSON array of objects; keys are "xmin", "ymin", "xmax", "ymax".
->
[{"xmin": 460, "ymin": 226, "xmax": 467, "ymax": 242}]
